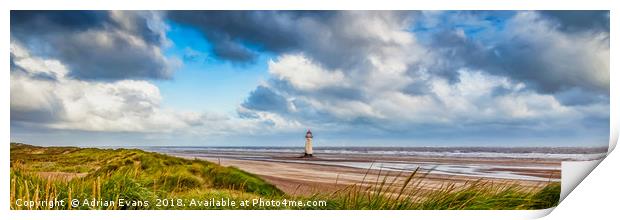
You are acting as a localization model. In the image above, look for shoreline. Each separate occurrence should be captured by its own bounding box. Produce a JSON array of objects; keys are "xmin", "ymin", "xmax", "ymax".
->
[{"xmin": 172, "ymin": 154, "xmax": 561, "ymax": 196}]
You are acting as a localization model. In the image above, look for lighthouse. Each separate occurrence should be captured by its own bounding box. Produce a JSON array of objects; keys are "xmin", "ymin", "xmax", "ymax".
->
[{"xmin": 304, "ymin": 129, "xmax": 313, "ymax": 157}]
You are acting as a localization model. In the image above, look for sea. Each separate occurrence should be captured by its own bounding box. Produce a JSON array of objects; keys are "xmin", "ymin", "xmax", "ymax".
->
[
  {"xmin": 128, "ymin": 146, "xmax": 608, "ymax": 182},
  {"xmin": 140, "ymin": 146, "xmax": 608, "ymax": 161}
]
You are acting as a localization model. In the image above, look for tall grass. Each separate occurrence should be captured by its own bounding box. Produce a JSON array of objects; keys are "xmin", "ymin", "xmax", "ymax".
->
[
  {"xmin": 10, "ymin": 143, "xmax": 283, "ymax": 210},
  {"xmin": 10, "ymin": 143, "xmax": 560, "ymax": 210},
  {"xmin": 304, "ymin": 167, "xmax": 560, "ymax": 210}
]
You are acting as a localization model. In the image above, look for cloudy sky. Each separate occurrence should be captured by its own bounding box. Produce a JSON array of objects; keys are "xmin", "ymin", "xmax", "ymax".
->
[{"xmin": 10, "ymin": 11, "xmax": 609, "ymax": 147}]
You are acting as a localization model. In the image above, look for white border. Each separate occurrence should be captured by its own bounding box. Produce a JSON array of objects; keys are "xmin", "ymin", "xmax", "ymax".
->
[{"xmin": 2, "ymin": 0, "xmax": 618, "ymax": 219}]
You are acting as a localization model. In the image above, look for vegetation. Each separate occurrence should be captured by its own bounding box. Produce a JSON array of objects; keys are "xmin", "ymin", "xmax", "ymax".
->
[
  {"xmin": 10, "ymin": 143, "xmax": 560, "ymax": 210},
  {"xmin": 10, "ymin": 143, "xmax": 282, "ymax": 210},
  {"xmin": 305, "ymin": 168, "xmax": 560, "ymax": 210}
]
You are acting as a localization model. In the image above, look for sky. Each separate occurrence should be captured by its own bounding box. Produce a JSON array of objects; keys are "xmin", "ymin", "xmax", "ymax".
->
[{"xmin": 9, "ymin": 11, "xmax": 610, "ymax": 147}]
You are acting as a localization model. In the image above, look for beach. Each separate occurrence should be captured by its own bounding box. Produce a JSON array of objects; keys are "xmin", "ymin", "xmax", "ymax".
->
[
  {"xmin": 196, "ymin": 157, "xmax": 558, "ymax": 196},
  {"xmin": 151, "ymin": 146, "xmax": 607, "ymax": 196}
]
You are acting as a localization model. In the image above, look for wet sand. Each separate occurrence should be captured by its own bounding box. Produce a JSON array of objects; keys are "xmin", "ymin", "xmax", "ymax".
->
[{"xmin": 171, "ymin": 152, "xmax": 561, "ymax": 196}]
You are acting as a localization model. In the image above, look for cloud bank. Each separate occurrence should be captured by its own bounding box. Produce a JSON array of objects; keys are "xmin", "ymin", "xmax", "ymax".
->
[
  {"xmin": 11, "ymin": 11, "xmax": 179, "ymax": 81},
  {"xmin": 10, "ymin": 11, "xmax": 610, "ymax": 146}
]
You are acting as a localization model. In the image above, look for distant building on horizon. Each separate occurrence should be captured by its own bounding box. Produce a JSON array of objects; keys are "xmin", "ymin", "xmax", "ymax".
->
[{"xmin": 304, "ymin": 129, "xmax": 313, "ymax": 157}]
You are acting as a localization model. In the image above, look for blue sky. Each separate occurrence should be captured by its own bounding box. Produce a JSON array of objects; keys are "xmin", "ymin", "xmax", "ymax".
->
[
  {"xmin": 10, "ymin": 11, "xmax": 610, "ymax": 147},
  {"xmin": 157, "ymin": 22, "xmax": 271, "ymax": 114}
]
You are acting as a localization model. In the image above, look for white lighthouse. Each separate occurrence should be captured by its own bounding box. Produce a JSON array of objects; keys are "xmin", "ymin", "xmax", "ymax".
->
[{"xmin": 304, "ymin": 129, "xmax": 313, "ymax": 157}]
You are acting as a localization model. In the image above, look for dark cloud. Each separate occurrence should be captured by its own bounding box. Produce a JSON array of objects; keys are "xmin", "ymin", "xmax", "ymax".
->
[
  {"xmin": 425, "ymin": 12, "xmax": 609, "ymax": 97},
  {"xmin": 232, "ymin": 11, "xmax": 608, "ymax": 145},
  {"xmin": 11, "ymin": 11, "xmax": 110, "ymax": 36},
  {"xmin": 176, "ymin": 10, "xmax": 605, "ymax": 98},
  {"xmin": 241, "ymin": 80, "xmax": 371, "ymax": 126},
  {"xmin": 268, "ymin": 78, "xmax": 365, "ymax": 102},
  {"xmin": 55, "ymin": 32, "xmax": 173, "ymax": 80},
  {"xmin": 241, "ymin": 86, "xmax": 289, "ymax": 113},
  {"xmin": 211, "ymin": 36, "xmax": 257, "ymax": 62},
  {"xmin": 167, "ymin": 11, "xmax": 321, "ymax": 62},
  {"xmin": 10, "ymin": 11, "xmax": 174, "ymax": 81},
  {"xmin": 10, "ymin": 100, "xmax": 64, "ymax": 124},
  {"xmin": 403, "ymin": 80, "xmax": 433, "ymax": 96},
  {"xmin": 425, "ymin": 30, "xmax": 496, "ymax": 83},
  {"xmin": 12, "ymin": 10, "xmax": 167, "ymax": 46},
  {"xmin": 540, "ymin": 10, "xmax": 609, "ymax": 33},
  {"xmin": 167, "ymin": 11, "xmax": 416, "ymax": 70},
  {"xmin": 554, "ymin": 88, "xmax": 609, "ymax": 106}
]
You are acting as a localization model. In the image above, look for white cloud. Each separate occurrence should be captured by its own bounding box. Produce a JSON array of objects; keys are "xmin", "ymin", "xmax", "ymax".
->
[
  {"xmin": 246, "ymin": 47, "xmax": 591, "ymax": 134},
  {"xmin": 504, "ymin": 11, "xmax": 609, "ymax": 92},
  {"xmin": 365, "ymin": 69, "xmax": 580, "ymax": 126},
  {"xmin": 269, "ymin": 54, "xmax": 346, "ymax": 91},
  {"xmin": 11, "ymin": 42, "xmax": 198, "ymax": 132},
  {"xmin": 11, "ymin": 41, "xmax": 303, "ymax": 137},
  {"xmin": 12, "ymin": 11, "xmax": 178, "ymax": 81},
  {"xmin": 238, "ymin": 11, "xmax": 608, "ymax": 137}
]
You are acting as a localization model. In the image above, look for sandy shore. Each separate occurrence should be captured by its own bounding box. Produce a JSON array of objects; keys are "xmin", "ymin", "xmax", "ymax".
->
[{"xmin": 173, "ymin": 154, "xmax": 560, "ymax": 196}]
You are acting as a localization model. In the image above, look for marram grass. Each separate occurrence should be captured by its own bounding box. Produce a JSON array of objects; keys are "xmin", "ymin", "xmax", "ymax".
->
[{"xmin": 10, "ymin": 143, "xmax": 560, "ymax": 210}]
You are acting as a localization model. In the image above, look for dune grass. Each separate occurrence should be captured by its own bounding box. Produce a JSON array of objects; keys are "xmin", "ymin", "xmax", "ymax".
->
[
  {"xmin": 10, "ymin": 143, "xmax": 560, "ymax": 210},
  {"xmin": 303, "ymin": 168, "xmax": 560, "ymax": 210},
  {"xmin": 10, "ymin": 143, "xmax": 283, "ymax": 210}
]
